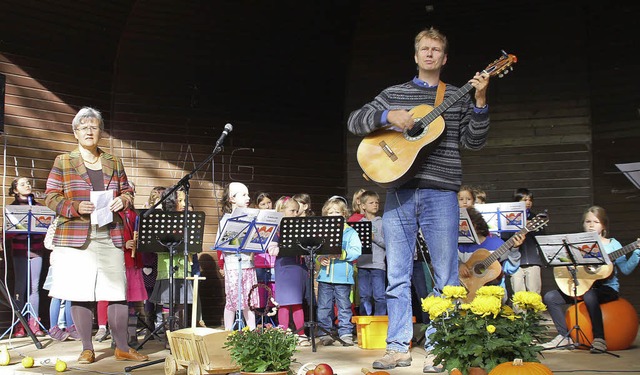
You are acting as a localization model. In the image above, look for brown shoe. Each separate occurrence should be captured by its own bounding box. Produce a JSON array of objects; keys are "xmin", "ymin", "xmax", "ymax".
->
[
  {"xmin": 114, "ymin": 347, "xmax": 149, "ymax": 362},
  {"xmin": 78, "ymin": 349, "xmax": 95, "ymax": 364}
]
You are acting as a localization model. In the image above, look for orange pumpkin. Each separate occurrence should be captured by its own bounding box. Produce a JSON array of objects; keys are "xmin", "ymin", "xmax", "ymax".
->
[
  {"xmin": 488, "ymin": 359, "xmax": 553, "ymax": 374},
  {"xmin": 564, "ymin": 298, "xmax": 638, "ymax": 351},
  {"xmin": 360, "ymin": 368, "xmax": 390, "ymax": 375}
]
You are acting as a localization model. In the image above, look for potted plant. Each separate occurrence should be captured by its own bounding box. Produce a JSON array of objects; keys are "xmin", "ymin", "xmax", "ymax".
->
[
  {"xmin": 223, "ymin": 325, "xmax": 298, "ymax": 374},
  {"xmin": 422, "ymin": 285, "xmax": 547, "ymax": 375}
]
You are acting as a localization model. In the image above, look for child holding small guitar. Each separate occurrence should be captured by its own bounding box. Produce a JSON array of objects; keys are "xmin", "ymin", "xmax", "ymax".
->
[
  {"xmin": 542, "ymin": 206, "xmax": 640, "ymax": 353},
  {"xmin": 458, "ymin": 207, "xmax": 525, "ymax": 302}
]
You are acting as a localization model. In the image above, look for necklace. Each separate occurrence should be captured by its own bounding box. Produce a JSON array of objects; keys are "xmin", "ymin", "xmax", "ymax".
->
[{"xmin": 82, "ymin": 153, "xmax": 100, "ymax": 165}]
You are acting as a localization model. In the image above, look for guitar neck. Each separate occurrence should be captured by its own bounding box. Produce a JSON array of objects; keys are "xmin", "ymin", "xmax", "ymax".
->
[
  {"xmin": 416, "ymin": 83, "xmax": 473, "ymax": 128},
  {"xmin": 608, "ymin": 241, "xmax": 639, "ymax": 261},
  {"xmin": 481, "ymin": 227, "xmax": 527, "ymax": 268}
]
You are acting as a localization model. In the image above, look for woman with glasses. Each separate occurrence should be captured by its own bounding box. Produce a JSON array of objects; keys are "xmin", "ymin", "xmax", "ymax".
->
[{"xmin": 45, "ymin": 107, "xmax": 148, "ymax": 364}]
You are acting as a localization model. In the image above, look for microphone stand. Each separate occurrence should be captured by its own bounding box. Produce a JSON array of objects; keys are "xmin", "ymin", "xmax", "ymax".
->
[{"xmin": 128, "ymin": 133, "xmax": 230, "ymax": 373}]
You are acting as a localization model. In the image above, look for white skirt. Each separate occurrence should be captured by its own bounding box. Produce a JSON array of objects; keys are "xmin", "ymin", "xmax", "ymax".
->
[{"xmin": 49, "ymin": 226, "xmax": 126, "ymax": 301}]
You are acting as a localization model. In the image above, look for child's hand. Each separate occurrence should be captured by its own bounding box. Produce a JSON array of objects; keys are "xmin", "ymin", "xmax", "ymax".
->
[
  {"xmin": 459, "ymin": 264, "xmax": 471, "ymax": 278},
  {"xmin": 125, "ymin": 239, "xmax": 135, "ymax": 250},
  {"xmin": 267, "ymin": 243, "xmax": 280, "ymax": 256},
  {"xmin": 511, "ymin": 233, "xmax": 526, "ymax": 248},
  {"xmin": 319, "ymin": 256, "xmax": 330, "ymax": 267}
]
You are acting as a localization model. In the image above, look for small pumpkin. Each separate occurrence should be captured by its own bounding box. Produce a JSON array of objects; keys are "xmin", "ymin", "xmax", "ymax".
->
[
  {"xmin": 488, "ymin": 359, "xmax": 553, "ymax": 375},
  {"xmin": 360, "ymin": 368, "xmax": 391, "ymax": 375}
]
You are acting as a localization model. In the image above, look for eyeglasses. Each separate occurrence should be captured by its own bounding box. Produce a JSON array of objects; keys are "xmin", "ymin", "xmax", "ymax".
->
[{"xmin": 75, "ymin": 125, "xmax": 100, "ymax": 132}]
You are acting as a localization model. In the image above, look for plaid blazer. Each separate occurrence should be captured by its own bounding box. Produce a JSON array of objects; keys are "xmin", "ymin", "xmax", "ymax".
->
[{"xmin": 45, "ymin": 148, "xmax": 134, "ymax": 248}]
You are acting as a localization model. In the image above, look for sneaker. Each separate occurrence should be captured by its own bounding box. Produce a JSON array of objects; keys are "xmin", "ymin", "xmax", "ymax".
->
[
  {"xmin": 590, "ymin": 338, "xmax": 607, "ymax": 353},
  {"xmin": 66, "ymin": 325, "xmax": 81, "ymax": 340},
  {"xmin": 339, "ymin": 334, "xmax": 354, "ymax": 346},
  {"xmin": 423, "ymin": 353, "xmax": 444, "ymax": 373},
  {"xmin": 13, "ymin": 324, "xmax": 26, "ymax": 338},
  {"xmin": 541, "ymin": 334, "xmax": 574, "ymax": 349},
  {"xmin": 372, "ymin": 349, "xmax": 412, "ymax": 369},
  {"xmin": 48, "ymin": 326, "xmax": 70, "ymax": 341},
  {"xmin": 94, "ymin": 326, "xmax": 109, "ymax": 342},
  {"xmin": 318, "ymin": 335, "xmax": 335, "ymax": 346},
  {"xmin": 28, "ymin": 318, "xmax": 45, "ymax": 337}
]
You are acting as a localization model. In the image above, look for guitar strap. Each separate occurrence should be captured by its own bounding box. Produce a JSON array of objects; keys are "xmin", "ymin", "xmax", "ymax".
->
[{"xmin": 435, "ymin": 81, "xmax": 446, "ymax": 106}]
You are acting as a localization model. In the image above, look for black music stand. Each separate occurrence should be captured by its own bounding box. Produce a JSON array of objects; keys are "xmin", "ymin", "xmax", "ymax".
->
[
  {"xmin": 279, "ymin": 216, "xmax": 344, "ymax": 352},
  {"xmin": 1, "ymin": 203, "xmax": 53, "ymax": 347},
  {"xmin": 347, "ymin": 221, "xmax": 372, "ymax": 254},
  {"xmin": 126, "ymin": 210, "xmax": 205, "ymax": 371},
  {"xmin": 537, "ymin": 233, "xmax": 618, "ymax": 357}
]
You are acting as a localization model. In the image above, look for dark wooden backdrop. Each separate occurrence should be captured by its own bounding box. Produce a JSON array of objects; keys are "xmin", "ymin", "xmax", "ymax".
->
[{"xmin": 1, "ymin": 0, "xmax": 639, "ymax": 329}]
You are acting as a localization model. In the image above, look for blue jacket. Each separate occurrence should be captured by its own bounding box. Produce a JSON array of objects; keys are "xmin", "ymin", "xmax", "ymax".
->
[{"xmin": 316, "ymin": 225, "xmax": 361, "ymax": 285}]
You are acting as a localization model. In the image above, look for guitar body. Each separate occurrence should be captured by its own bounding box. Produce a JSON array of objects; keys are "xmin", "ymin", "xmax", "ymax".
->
[
  {"xmin": 357, "ymin": 104, "xmax": 445, "ymax": 188},
  {"xmin": 459, "ymin": 249, "xmax": 503, "ymax": 302},
  {"xmin": 553, "ymin": 265, "xmax": 614, "ymax": 297}
]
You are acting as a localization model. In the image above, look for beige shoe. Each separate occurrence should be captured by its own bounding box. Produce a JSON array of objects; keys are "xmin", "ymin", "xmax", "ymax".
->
[
  {"xmin": 423, "ymin": 353, "xmax": 444, "ymax": 373},
  {"xmin": 541, "ymin": 334, "xmax": 574, "ymax": 349},
  {"xmin": 78, "ymin": 349, "xmax": 95, "ymax": 364},
  {"xmin": 590, "ymin": 338, "xmax": 607, "ymax": 353},
  {"xmin": 372, "ymin": 349, "xmax": 412, "ymax": 369}
]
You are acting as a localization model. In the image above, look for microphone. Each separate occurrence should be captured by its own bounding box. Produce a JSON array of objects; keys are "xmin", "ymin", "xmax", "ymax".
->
[
  {"xmin": 215, "ymin": 123, "xmax": 233, "ymax": 148},
  {"xmin": 27, "ymin": 194, "xmax": 34, "ymax": 205}
]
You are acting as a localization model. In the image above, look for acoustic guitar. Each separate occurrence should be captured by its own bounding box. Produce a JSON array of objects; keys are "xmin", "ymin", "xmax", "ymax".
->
[
  {"xmin": 357, "ymin": 52, "xmax": 517, "ymax": 188},
  {"xmin": 459, "ymin": 214, "xmax": 548, "ymax": 302},
  {"xmin": 553, "ymin": 239, "xmax": 640, "ymax": 297}
]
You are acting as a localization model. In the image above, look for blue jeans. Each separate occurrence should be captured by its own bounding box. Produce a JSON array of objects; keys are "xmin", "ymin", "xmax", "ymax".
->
[
  {"xmin": 383, "ymin": 188, "xmax": 459, "ymax": 353},
  {"xmin": 317, "ymin": 282, "xmax": 353, "ymax": 337},
  {"xmin": 358, "ymin": 268, "xmax": 387, "ymax": 316}
]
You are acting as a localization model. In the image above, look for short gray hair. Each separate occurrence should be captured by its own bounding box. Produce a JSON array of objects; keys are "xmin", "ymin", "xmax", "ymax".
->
[{"xmin": 72, "ymin": 107, "xmax": 104, "ymax": 130}]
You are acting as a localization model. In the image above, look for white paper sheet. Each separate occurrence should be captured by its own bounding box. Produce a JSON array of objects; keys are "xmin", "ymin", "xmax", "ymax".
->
[{"xmin": 90, "ymin": 190, "xmax": 115, "ymax": 227}]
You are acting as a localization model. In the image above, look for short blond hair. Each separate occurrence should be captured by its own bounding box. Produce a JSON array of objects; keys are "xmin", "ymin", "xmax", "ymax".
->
[
  {"xmin": 414, "ymin": 27, "xmax": 448, "ymax": 54},
  {"xmin": 322, "ymin": 197, "xmax": 349, "ymax": 219}
]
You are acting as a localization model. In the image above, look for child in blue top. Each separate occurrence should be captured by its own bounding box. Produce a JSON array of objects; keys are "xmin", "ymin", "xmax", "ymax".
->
[
  {"xmin": 316, "ymin": 196, "xmax": 362, "ymax": 346},
  {"xmin": 542, "ymin": 206, "xmax": 640, "ymax": 353}
]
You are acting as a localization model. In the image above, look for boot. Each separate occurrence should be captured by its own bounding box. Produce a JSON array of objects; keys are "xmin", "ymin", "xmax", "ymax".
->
[
  {"xmin": 14, "ymin": 323, "xmax": 26, "ymax": 338},
  {"xmin": 28, "ymin": 317, "xmax": 45, "ymax": 337}
]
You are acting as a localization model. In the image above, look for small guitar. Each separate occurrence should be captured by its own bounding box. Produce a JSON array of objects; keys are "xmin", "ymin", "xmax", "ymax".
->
[
  {"xmin": 357, "ymin": 51, "xmax": 517, "ymax": 188},
  {"xmin": 459, "ymin": 214, "xmax": 549, "ymax": 302},
  {"xmin": 554, "ymin": 239, "xmax": 640, "ymax": 297}
]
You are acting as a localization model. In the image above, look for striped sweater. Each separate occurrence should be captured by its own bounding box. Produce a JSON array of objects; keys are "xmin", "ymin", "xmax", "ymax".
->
[{"xmin": 347, "ymin": 79, "xmax": 490, "ymax": 191}]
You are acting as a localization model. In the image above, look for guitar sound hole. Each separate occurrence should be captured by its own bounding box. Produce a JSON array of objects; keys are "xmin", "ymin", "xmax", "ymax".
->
[
  {"xmin": 586, "ymin": 266, "xmax": 601, "ymax": 274},
  {"xmin": 473, "ymin": 264, "xmax": 486, "ymax": 275},
  {"xmin": 407, "ymin": 124, "xmax": 425, "ymax": 138}
]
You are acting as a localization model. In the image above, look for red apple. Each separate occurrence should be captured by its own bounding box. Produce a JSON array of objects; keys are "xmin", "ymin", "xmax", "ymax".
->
[
  {"xmin": 314, "ymin": 363, "xmax": 334, "ymax": 375},
  {"xmin": 305, "ymin": 371, "xmax": 314, "ymax": 375}
]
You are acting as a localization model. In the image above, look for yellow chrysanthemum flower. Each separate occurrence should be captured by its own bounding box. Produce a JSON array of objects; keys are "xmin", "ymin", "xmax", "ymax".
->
[
  {"xmin": 486, "ymin": 324, "xmax": 496, "ymax": 334},
  {"xmin": 469, "ymin": 295, "xmax": 502, "ymax": 317},
  {"xmin": 421, "ymin": 295, "xmax": 454, "ymax": 320},
  {"xmin": 476, "ymin": 285, "xmax": 505, "ymax": 300},
  {"xmin": 442, "ymin": 286, "xmax": 468, "ymax": 300}
]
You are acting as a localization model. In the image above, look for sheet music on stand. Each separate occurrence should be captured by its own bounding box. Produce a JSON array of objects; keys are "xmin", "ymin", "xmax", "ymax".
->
[
  {"xmin": 136, "ymin": 209, "xmax": 205, "ymax": 253},
  {"xmin": 616, "ymin": 162, "xmax": 640, "ymax": 190},
  {"xmin": 536, "ymin": 231, "xmax": 611, "ymax": 267},
  {"xmin": 475, "ymin": 201, "xmax": 527, "ymax": 234},
  {"xmin": 214, "ymin": 207, "xmax": 283, "ymax": 253},
  {"xmin": 4, "ymin": 205, "xmax": 55, "ymax": 233},
  {"xmin": 458, "ymin": 208, "xmax": 479, "ymax": 244},
  {"xmin": 347, "ymin": 221, "xmax": 372, "ymax": 254}
]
